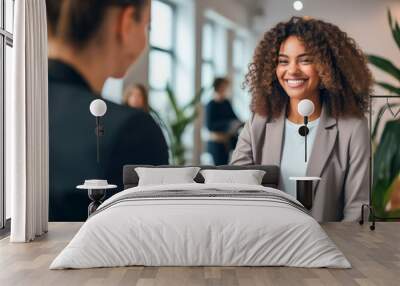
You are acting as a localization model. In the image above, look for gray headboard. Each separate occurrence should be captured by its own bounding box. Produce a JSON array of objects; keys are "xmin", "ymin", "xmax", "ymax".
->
[{"xmin": 123, "ymin": 165, "xmax": 280, "ymax": 189}]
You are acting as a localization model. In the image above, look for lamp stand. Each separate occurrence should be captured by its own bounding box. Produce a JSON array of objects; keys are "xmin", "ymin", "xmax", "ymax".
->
[
  {"xmin": 95, "ymin": 117, "xmax": 105, "ymax": 163},
  {"xmin": 304, "ymin": 116, "xmax": 308, "ymax": 162},
  {"xmin": 298, "ymin": 116, "xmax": 309, "ymax": 162}
]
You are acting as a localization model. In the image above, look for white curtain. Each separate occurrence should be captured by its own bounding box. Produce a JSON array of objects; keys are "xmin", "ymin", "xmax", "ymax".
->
[{"xmin": 7, "ymin": 0, "xmax": 49, "ymax": 242}]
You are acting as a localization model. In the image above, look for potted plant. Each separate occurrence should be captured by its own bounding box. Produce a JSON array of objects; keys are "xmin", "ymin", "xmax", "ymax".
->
[
  {"xmin": 154, "ymin": 85, "xmax": 204, "ymax": 165},
  {"xmin": 368, "ymin": 10, "xmax": 400, "ymax": 218}
]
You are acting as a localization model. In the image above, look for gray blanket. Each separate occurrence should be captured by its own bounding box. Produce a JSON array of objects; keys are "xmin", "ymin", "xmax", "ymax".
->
[{"xmin": 91, "ymin": 189, "xmax": 308, "ymax": 218}]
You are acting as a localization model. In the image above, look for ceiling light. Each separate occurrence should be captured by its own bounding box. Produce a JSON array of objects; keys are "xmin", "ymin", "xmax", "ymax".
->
[{"xmin": 293, "ymin": 1, "xmax": 303, "ymax": 11}]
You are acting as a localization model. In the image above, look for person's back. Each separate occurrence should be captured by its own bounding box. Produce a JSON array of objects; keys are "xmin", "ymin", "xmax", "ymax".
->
[
  {"xmin": 46, "ymin": 0, "xmax": 168, "ymax": 221},
  {"xmin": 48, "ymin": 60, "xmax": 168, "ymax": 221}
]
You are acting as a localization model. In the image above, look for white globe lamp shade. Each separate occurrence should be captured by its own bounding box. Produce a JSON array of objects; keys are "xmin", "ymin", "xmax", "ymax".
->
[
  {"xmin": 298, "ymin": 99, "xmax": 315, "ymax": 117},
  {"xmin": 90, "ymin": 99, "xmax": 107, "ymax": 117},
  {"xmin": 293, "ymin": 1, "xmax": 303, "ymax": 11}
]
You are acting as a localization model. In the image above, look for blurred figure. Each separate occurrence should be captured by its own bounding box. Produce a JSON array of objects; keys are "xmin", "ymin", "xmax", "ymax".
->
[
  {"xmin": 123, "ymin": 84, "xmax": 175, "ymax": 162},
  {"xmin": 46, "ymin": 0, "xmax": 169, "ymax": 221},
  {"xmin": 205, "ymin": 77, "xmax": 243, "ymax": 165},
  {"xmin": 123, "ymin": 84, "xmax": 150, "ymax": 112}
]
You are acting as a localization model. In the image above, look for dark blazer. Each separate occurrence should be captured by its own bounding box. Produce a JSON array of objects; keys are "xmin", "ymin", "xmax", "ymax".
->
[
  {"xmin": 48, "ymin": 60, "xmax": 169, "ymax": 222},
  {"xmin": 205, "ymin": 99, "xmax": 239, "ymax": 132},
  {"xmin": 231, "ymin": 104, "xmax": 369, "ymax": 222}
]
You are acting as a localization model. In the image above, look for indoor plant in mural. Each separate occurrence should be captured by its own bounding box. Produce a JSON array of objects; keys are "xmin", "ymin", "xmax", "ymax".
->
[
  {"xmin": 368, "ymin": 10, "xmax": 400, "ymax": 218},
  {"xmin": 163, "ymin": 85, "xmax": 204, "ymax": 165}
]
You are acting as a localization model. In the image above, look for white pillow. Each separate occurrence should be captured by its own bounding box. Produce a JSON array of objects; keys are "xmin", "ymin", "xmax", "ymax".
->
[
  {"xmin": 135, "ymin": 167, "xmax": 201, "ymax": 186},
  {"xmin": 200, "ymin": 169, "xmax": 266, "ymax": 185}
]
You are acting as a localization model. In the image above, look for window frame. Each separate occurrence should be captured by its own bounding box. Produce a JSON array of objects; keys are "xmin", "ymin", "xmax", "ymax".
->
[
  {"xmin": 148, "ymin": 0, "xmax": 177, "ymax": 94},
  {"xmin": 201, "ymin": 20, "xmax": 216, "ymax": 89},
  {"xmin": 233, "ymin": 36, "xmax": 244, "ymax": 72},
  {"xmin": 232, "ymin": 36, "xmax": 245, "ymax": 96},
  {"xmin": 231, "ymin": 35, "xmax": 251, "ymax": 121},
  {"xmin": 0, "ymin": 0, "xmax": 14, "ymax": 230}
]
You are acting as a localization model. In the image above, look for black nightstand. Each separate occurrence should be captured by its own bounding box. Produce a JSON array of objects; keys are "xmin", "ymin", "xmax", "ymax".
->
[
  {"xmin": 77, "ymin": 180, "xmax": 117, "ymax": 216},
  {"xmin": 289, "ymin": 177, "xmax": 321, "ymax": 210}
]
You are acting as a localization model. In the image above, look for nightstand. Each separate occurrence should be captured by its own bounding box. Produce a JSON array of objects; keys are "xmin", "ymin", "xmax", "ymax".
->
[
  {"xmin": 77, "ymin": 180, "xmax": 117, "ymax": 216},
  {"xmin": 289, "ymin": 177, "xmax": 321, "ymax": 210}
]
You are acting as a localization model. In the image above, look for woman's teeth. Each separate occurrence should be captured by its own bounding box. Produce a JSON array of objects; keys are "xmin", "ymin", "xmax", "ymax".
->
[{"xmin": 286, "ymin": 79, "xmax": 306, "ymax": 88}]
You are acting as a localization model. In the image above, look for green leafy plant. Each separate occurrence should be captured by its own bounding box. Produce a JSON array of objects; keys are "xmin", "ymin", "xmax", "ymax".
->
[
  {"xmin": 368, "ymin": 10, "xmax": 400, "ymax": 96},
  {"xmin": 160, "ymin": 85, "xmax": 204, "ymax": 165},
  {"xmin": 372, "ymin": 121, "xmax": 400, "ymax": 217},
  {"xmin": 368, "ymin": 9, "xmax": 400, "ymax": 217}
]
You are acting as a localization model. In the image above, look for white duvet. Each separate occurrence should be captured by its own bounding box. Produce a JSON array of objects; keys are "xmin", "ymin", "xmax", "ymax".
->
[{"xmin": 50, "ymin": 183, "xmax": 350, "ymax": 269}]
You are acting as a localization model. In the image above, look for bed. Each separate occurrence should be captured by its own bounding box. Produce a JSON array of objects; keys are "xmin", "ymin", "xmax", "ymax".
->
[{"xmin": 50, "ymin": 165, "xmax": 350, "ymax": 269}]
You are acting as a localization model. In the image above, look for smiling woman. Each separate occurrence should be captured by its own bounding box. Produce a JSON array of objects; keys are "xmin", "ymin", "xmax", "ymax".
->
[
  {"xmin": 276, "ymin": 36, "xmax": 322, "ymax": 124},
  {"xmin": 231, "ymin": 17, "xmax": 373, "ymax": 222},
  {"xmin": 245, "ymin": 17, "xmax": 372, "ymax": 120}
]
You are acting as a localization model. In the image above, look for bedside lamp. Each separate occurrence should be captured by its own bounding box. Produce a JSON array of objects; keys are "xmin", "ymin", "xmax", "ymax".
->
[
  {"xmin": 297, "ymin": 99, "xmax": 315, "ymax": 162},
  {"xmin": 289, "ymin": 99, "xmax": 320, "ymax": 210},
  {"xmin": 89, "ymin": 99, "xmax": 107, "ymax": 163}
]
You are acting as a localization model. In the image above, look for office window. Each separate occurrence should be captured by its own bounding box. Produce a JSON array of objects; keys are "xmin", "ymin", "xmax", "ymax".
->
[
  {"xmin": 5, "ymin": 0, "xmax": 13, "ymax": 33},
  {"xmin": 1, "ymin": 0, "xmax": 15, "ymax": 229},
  {"xmin": 233, "ymin": 37, "xmax": 244, "ymax": 71},
  {"xmin": 233, "ymin": 37, "xmax": 244, "ymax": 98},
  {"xmin": 148, "ymin": 0, "xmax": 176, "ymax": 112},
  {"xmin": 201, "ymin": 21, "xmax": 215, "ymax": 94},
  {"xmin": 232, "ymin": 36, "xmax": 250, "ymax": 120},
  {"xmin": 199, "ymin": 21, "xmax": 217, "ymax": 164}
]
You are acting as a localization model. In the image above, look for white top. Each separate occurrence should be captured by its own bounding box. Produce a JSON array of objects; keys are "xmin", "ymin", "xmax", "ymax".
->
[
  {"xmin": 289, "ymin": 177, "xmax": 321, "ymax": 181},
  {"xmin": 76, "ymin": 179, "xmax": 117, "ymax": 190},
  {"xmin": 76, "ymin": 184, "xmax": 117, "ymax": 190},
  {"xmin": 281, "ymin": 118, "xmax": 320, "ymax": 197}
]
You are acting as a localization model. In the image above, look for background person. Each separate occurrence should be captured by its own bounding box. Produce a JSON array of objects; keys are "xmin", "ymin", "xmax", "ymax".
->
[
  {"xmin": 46, "ymin": 0, "xmax": 169, "ymax": 221},
  {"xmin": 205, "ymin": 77, "xmax": 243, "ymax": 165},
  {"xmin": 122, "ymin": 83, "xmax": 172, "ymax": 153},
  {"xmin": 123, "ymin": 83, "xmax": 150, "ymax": 113},
  {"xmin": 231, "ymin": 17, "xmax": 373, "ymax": 222}
]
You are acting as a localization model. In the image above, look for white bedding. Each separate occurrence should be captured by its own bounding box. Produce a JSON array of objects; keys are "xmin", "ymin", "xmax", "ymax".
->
[{"xmin": 50, "ymin": 183, "xmax": 350, "ymax": 269}]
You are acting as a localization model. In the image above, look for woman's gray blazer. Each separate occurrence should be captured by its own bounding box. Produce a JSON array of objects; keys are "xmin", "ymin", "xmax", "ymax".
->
[{"xmin": 230, "ymin": 105, "xmax": 369, "ymax": 222}]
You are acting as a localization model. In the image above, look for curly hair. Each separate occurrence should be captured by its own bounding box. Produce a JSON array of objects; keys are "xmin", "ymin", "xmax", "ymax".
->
[{"xmin": 245, "ymin": 17, "xmax": 373, "ymax": 119}]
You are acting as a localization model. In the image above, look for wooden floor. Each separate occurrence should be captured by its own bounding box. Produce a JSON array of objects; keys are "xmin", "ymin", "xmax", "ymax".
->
[{"xmin": 0, "ymin": 222, "xmax": 399, "ymax": 286}]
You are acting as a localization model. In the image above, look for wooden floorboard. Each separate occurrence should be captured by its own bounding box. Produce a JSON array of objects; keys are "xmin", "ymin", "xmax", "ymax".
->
[{"xmin": 0, "ymin": 222, "xmax": 399, "ymax": 286}]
